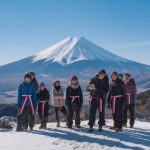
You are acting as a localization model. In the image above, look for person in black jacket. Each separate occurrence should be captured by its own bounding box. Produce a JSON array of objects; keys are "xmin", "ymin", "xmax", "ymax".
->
[
  {"xmin": 65, "ymin": 75, "xmax": 83, "ymax": 129},
  {"xmin": 37, "ymin": 82, "xmax": 50, "ymax": 129},
  {"xmin": 107, "ymin": 72, "xmax": 125, "ymax": 132},
  {"xmin": 87, "ymin": 70, "xmax": 109, "ymax": 132}
]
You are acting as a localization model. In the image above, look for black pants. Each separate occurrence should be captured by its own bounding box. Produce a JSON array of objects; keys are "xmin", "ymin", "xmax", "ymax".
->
[
  {"xmin": 112, "ymin": 99, "xmax": 123, "ymax": 129},
  {"xmin": 54, "ymin": 106, "xmax": 67, "ymax": 122},
  {"xmin": 67, "ymin": 104, "xmax": 81, "ymax": 127},
  {"xmin": 17, "ymin": 106, "xmax": 34, "ymax": 129},
  {"xmin": 38, "ymin": 102, "xmax": 49, "ymax": 125},
  {"xmin": 88, "ymin": 98, "xmax": 105, "ymax": 128},
  {"xmin": 123, "ymin": 104, "xmax": 135, "ymax": 126}
]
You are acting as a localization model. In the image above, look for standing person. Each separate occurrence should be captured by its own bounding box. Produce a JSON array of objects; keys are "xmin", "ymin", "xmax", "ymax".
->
[
  {"xmin": 52, "ymin": 80, "xmax": 67, "ymax": 127},
  {"xmin": 87, "ymin": 70, "xmax": 109, "ymax": 132},
  {"xmin": 123, "ymin": 73, "xmax": 137, "ymax": 128},
  {"xmin": 16, "ymin": 74, "xmax": 37, "ymax": 132},
  {"xmin": 66, "ymin": 76, "xmax": 83, "ymax": 129},
  {"xmin": 107, "ymin": 72, "xmax": 125, "ymax": 132},
  {"xmin": 37, "ymin": 82, "xmax": 50, "ymax": 129},
  {"xmin": 100, "ymin": 69, "xmax": 109, "ymax": 126}
]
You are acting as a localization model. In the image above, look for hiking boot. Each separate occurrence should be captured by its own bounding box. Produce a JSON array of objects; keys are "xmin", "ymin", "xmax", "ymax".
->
[
  {"xmin": 39, "ymin": 124, "xmax": 44, "ymax": 129},
  {"xmin": 75, "ymin": 124, "xmax": 80, "ymax": 128},
  {"xmin": 110, "ymin": 126, "xmax": 116, "ymax": 130},
  {"xmin": 16, "ymin": 128, "xmax": 24, "ymax": 132},
  {"xmin": 130, "ymin": 124, "xmax": 134, "ymax": 128},
  {"xmin": 115, "ymin": 128, "xmax": 122, "ymax": 132},
  {"xmin": 122, "ymin": 123, "xmax": 127, "ymax": 127},
  {"xmin": 68, "ymin": 125, "xmax": 72, "ymax": 129}
]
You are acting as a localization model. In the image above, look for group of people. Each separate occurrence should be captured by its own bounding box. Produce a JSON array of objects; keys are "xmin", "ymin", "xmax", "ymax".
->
[{"xmin": 16, "ymin": 70, "xmax": 137, "ymax": 133}]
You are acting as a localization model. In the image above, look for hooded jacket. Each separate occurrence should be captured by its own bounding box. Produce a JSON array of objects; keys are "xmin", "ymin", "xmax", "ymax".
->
[{"xmin": 18, "ymin": 81, "xmax": 37, "ymax": 108}]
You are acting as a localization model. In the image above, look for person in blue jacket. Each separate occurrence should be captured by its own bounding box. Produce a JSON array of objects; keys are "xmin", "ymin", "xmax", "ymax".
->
[{"xmin": 16, "ymin": 73, "xmax": 37, "ymax": 132}]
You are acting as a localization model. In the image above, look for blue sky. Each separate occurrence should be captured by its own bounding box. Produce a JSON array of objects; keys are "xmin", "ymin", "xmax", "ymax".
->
[{"xmin": 0, "ymin": 0, "xmax": 150, "ymax": 65}]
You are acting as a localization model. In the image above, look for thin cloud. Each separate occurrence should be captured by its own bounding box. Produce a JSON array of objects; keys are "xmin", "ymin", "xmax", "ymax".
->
[{"xmin": 114, "ymin": 42, "xmax": 150, "ymax": 49}]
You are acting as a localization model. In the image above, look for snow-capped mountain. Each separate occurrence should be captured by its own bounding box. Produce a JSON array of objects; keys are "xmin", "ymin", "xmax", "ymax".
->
[
  {"xmin": 32, "ymin": 37, "xmax": 128, "ymax": 65},
  {"xmin": 0, "ymin": 36, "xmax": 150, "ymax": 102}
]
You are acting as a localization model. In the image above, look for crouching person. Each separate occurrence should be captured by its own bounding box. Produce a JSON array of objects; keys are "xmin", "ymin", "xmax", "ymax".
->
[
  {"xmin": 107, "ymin": 72, "xmax": 125, "ymax": 132},
  {"xmin": 37, "ymin": 82, "xmax": 50, "ymax": 129},
  {"xmin": 87, "ymin": 70, "xmax": 109, "ymax": 132},
  {"xmin": 52, "ymin": 80, "xmax": 67, "ymax": 127},
  {"xmin": 66, "ymin": 76, "xmax": 83, "ymax": 129},
  {"xmin": 16, "ymin": 73, "xmax": 37, "ymax": 132}
]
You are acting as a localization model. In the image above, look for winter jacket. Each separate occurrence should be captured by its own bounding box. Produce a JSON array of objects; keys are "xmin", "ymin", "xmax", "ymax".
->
[
  {"xmin": 66, "ymin": 83, "xmax": 83, "ymax": 107},
  {"xmin": 124, "ymin": 79, "xmax": 137, "ymax": 104},
  {"xmin": 52, "ymin": 85, "xmax": 65, "ymax": 107},
  {"xmin": 37, "ymin": 88, "xmax": 50, "ymax": 103},
  {"xmin": 18, "ymin": 82, "xmax": 37, "ymax": 108},
  {"xmin": 107, "ymin": 78, "xmax": 125, "ymax": 105},
  {"xmin": 87, "ymin": 76, "xmax": 109, "ymax": 98}
]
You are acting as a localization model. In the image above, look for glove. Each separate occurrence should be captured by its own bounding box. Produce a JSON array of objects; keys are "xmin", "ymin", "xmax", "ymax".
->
[{"xmin": 87, "ymin": 84, "xmax": 96, "ymax": 91}]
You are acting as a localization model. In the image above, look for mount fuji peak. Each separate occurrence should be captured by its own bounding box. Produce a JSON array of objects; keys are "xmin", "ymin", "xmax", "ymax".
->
[{"xmin": 32, "ymin": 36, "xmax": 128, "ymax": 65}]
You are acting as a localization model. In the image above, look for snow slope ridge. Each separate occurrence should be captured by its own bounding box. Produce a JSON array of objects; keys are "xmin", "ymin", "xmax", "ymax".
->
[
  {"xmin": 32, "ymin": 36, "xmax": 129, "ymax": 65},
  {"xmin": 0, "ymin": 119, "xmax": 150, "ymax": 150}
]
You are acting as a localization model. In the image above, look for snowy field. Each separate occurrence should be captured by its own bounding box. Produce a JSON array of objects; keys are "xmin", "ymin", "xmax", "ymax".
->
[{"xmin": 0, "ymin": 119, "xmax": 150, "ymax": 150}]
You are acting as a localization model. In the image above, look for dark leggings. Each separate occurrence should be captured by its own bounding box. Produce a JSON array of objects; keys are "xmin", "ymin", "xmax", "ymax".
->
[{"xmin": 54, "ymin": 106, "xmax": 67, "ymax": 122}]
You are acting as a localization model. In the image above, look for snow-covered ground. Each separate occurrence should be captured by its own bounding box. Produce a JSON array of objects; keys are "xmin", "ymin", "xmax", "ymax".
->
[{"xmin": 0, "ymin": 119, "xmax": 150, "ymax": 150}]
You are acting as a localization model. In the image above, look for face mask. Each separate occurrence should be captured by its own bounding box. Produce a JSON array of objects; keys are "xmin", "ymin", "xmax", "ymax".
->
[{"xmin": 25, "ymin": 79, "xmax": 31, "ymax": 83}]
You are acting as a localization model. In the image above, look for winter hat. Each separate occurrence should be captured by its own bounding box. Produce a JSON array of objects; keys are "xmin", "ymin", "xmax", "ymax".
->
[
  {"xmin": 111, "ymin": 71, "xmax": 118, "ymax": 77},
  {"xmin": 125, "ymin": 73, "xmax": 131, "ymax": 78},
  {"xmin": 100, "ymin": 69, "xmax": 106, "ymax": 74},
  {"xmin": 24, "ymin": 73, "xmax": 31, "ymax": 79},
  {"xmin": 71, "ymin": 75, "xmax": 78, "ymax": 81},
  {"xmin": 98, "ymin": 70, "xmax": 106, "ymax": 75},
  {"xmin": 53, "ymin": 80, "xmax": 60, "ymax": 85},
  {"xmin": 40, "ymin": 82, "xmax": 45, "ymax": 87},
  {"xmin": 118, "ymin": 73, "xmax": 124, "ymax": 80}
]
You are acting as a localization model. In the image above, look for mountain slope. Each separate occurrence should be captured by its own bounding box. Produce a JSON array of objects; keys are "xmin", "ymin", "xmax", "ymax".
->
[{"xmin": 0, "ymin": 119, "xmax": 150, "ymax": 150}]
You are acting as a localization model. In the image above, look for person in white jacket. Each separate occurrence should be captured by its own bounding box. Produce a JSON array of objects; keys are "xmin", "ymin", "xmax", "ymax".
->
[{"xmin": 52, "ymin": 80, "xmax": 67, "ymax": 127}]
